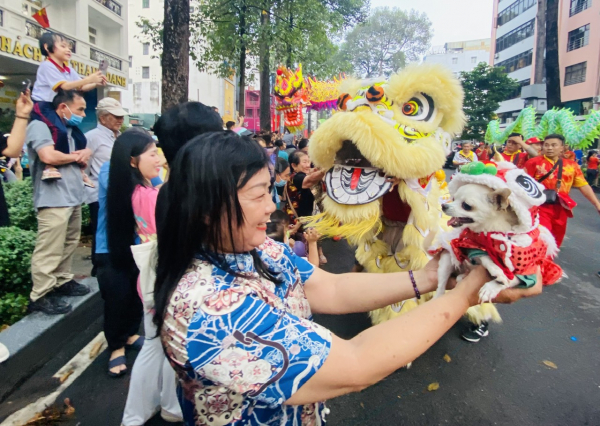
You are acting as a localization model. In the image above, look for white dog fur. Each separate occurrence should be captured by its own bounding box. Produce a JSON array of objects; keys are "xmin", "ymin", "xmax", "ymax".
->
[{"xmin": 435, "ymin": 183, "xmax": 523, "ymax": 302}]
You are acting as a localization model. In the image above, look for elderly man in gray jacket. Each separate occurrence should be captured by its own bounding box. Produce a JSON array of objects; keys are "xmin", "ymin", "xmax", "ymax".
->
[{"xmin": 84, "ymin": 97, "xmax": 127, "ymax": 276}]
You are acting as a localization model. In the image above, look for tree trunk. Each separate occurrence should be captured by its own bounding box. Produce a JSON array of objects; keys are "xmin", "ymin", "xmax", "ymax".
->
[
  {"xmin": 534, "ymin": 0, "xmax": 546, "ymax": 84},
  {"xmin": 161, "ymin": 0, "xmax": 190, "ymax": 113},
  {"xmin": 286, "ymin": 12, "xmax": 293, "ymax": 68},
  {"xmin": 238, "ymin": 0, "xmax": 247, "ymax": 115},
  {"xmin": 545, "ymin": 0, "xmax": 561, "ymax": 108},
  {"xmin": 259, "ymin": 9, "xmax": 272, "ymax": 132}
]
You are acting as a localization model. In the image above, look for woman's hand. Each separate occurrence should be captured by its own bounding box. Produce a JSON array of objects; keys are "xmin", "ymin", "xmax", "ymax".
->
[
  {"xmin": 16, "ymin": 90, "xmax": 33, "ymax": 117},
  {"xmin": 289, "ymin": 221, "xmax": 302, "ymax": 234},
  {"xmin": 451, "ymin": 265, "xmax": 543, "ymax": 306},
  {"xmin": 492, "ymin": 267, "xmax": 543, "ymax": 303},
  {"xmin": 304, "ymin": 228, "xmax": 320, "ymax": 243}
]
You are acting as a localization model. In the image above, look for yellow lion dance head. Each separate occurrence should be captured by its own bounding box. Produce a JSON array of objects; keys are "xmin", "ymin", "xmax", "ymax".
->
[{"xmin": 308, "ymin": 64, "xmax": 465, "ymax": 272}]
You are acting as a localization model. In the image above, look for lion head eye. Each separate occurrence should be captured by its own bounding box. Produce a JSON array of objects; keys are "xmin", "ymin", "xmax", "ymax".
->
[{"xmin": 401, "ymin": 93, "xmax": 436, "ymax": 122}]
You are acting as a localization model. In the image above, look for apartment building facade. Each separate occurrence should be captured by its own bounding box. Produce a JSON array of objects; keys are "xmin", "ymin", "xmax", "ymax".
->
[
  {"xmin": 121, "ymin": 0, "xmax": 236, "ymax": 127},
  {"xmin": 423, "ymin": 38, "xmax": 491, "ymax": 76},
  {"xmin": 0, "ymin": 0, "xmax": 129, "ymax": 131},
  {"xmin": 490, "ymin": 0, "xmax": 599, "ymax": 125}
]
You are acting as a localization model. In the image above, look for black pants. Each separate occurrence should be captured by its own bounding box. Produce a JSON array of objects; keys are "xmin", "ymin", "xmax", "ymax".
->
[
  {"xmin": 88, "ymin": 202, "xmax": 99, "ymax": 274},
  {"xmin": 586, "ymin": 169, "xmax": 598, "ymax": 185},
  {"xmin": 96, "ymin": 253, "xmax": 143, "ymax": 351}
]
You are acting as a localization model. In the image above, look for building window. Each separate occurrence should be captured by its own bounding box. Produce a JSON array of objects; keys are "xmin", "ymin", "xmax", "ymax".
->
[
  {"xmin": 245, "ymin": 109, "xmax": 254, "ymax": 118},
  {"xmin": 142, "ymin": 66, "xmax": 150, "ymax": 79},
  {"xmin": 495, "ymin": 19, "xmax": 535, "ymax": 53},
  {"xmin": 452, "ymin": 57, "xmax": 458, "ymax": 64},
  {"xmin": 567, "ymin": 24, "xmax": 589, "ymax": 51},
  {"xmin": 564, "ymin": 62, "xmax": 586, "ymax": 86},
  {"xmin": 89, "ymin": 26, "xmax": 97, "ymax": 45},
  {"xmin": 506, "ymin": 79, "xmax": 531, "ymax": 99},
  {"xmin": 142, "ymin": 0, "xmax": 149, "ymax": 8},
  {"xmin": 569, "ymin": 0, "xmax": 591, "ymax": 17},
  {"xmin": 129, "ymin": 55, "xmax": 133, "ymax": 67},
  {"xmin": 497, "ymin": 0, "xmax": 535, "ymax": 27},
  {"xmin": 143, "ymin": 42, "xmax": 150, "ymax": 55},
  {"xmin": 495, "ymin": 49, "xmax": 533, "ymax": 73},
  {"xmin": 471, "ymin": 56, "xmax": 477, "ymax": 64}
]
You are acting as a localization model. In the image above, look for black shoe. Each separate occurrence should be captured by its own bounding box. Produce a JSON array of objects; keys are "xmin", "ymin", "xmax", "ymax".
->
[
  {"xmin": 54, "ymin": 280, "xmax": 91, "ymax": 297},
  {"xmin": 461, "ymin": 322, "xmax": 489, "ymax": 343},
  {"xmin": 28, "ymin": 296, "xmax": 72, "ymax": 315}
]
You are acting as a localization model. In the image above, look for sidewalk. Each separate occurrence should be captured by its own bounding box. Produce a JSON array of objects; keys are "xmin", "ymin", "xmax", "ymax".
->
[{"xmin": 0, "ymin": 244, "xmax": 100, "ymax": 405}]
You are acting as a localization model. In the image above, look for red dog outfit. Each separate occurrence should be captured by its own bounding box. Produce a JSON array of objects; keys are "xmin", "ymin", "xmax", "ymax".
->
[{"xmin": 443, "ymin": 161, "xmax": 562, "ymax": 287}]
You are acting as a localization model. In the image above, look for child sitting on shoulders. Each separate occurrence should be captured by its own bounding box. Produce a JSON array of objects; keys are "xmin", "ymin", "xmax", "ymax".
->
[{"xmin": 31, "ymin": 32, "xmax": 106, "ymax": 186}]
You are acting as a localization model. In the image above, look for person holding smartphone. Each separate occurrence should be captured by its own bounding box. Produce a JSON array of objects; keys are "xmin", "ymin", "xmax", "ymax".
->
[{"xmin": 0, "ymin": 90, "xmax": 33, "ymax": 227}]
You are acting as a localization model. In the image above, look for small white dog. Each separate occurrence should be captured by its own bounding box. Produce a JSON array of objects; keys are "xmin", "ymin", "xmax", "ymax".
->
[{"xmin": 436, "ymin": 183, "xmax": 524, "ymax": 302}]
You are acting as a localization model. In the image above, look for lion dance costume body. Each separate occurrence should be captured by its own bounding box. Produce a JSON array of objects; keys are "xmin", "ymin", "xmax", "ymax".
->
[{"xmin": 308, "ymin": 64, "xmax": 499, "ymax": 325}]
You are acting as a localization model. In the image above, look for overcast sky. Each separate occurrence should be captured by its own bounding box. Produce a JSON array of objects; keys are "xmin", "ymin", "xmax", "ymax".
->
[{"xmin": 370, "ymin": 0, "xmax": 494, "ymax": 47}]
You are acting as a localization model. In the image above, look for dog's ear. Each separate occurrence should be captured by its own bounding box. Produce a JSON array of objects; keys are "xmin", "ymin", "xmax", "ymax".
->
[{"xmin": 487, "ymin": 188, "xmax": 511, "ymax": 210}]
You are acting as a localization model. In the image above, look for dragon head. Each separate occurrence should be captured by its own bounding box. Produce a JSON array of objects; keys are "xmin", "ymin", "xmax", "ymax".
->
[{"xmin": 310, "ymin": 64, "xmax": 464, "ymax": 207}]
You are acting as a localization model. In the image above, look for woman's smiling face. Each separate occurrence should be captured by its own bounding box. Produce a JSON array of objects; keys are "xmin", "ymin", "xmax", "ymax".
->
[{"xmin": 223, "ymin": 167, "xmax": 276, "ymax": 252}]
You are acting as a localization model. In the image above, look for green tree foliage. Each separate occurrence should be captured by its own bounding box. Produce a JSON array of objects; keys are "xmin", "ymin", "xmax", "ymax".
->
[
  {"xmin": 0, "ymin": 226, "xmax": 36, "ymax": 325},
  {"xmin": 4, "ymin": 178, "xmax": 36, "ymax": 231},
  {"xmin": 339, "ymin": 7, "xmax": 433, "ymax": 78},
  {"xmin": 138, "ymin": 0, "xmax": 367, "ymax": 113},
  {"xmin": 460, "ymin": 63, "xmax": 520, "ymax": 141}
]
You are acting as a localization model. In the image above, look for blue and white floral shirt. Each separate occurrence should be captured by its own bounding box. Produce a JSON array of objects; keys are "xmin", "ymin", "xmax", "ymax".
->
[{"xmin": 161, "ymin": 237, "xmax": 332, "ymax": 425}]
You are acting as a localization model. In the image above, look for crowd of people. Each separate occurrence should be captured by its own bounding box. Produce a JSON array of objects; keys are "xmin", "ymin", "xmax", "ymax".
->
[{"xmin": 0, "ymin": 31, "xmax": 598, "ymax": 426}]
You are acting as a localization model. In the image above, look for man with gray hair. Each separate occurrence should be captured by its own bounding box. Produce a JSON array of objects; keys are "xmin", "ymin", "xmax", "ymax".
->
[{"xmin": 84, "ymin": 97, "xmax": 127, "ymax": 276}]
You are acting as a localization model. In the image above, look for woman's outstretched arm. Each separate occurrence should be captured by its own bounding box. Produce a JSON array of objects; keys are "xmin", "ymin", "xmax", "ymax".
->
[
  {"xmin": 286, "ymin": 267, "xmax": 487, "ymax": 405},
  {"xmin": 304, "ymin": 257, "xmax": 541, "ymax": 315}
]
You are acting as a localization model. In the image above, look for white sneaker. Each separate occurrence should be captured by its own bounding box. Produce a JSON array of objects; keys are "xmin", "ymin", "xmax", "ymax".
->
[
  {"xmin": 561, "ymin": 271, "xmax": 569, "ymax": 279},
  {"xmin": 0, "ymin": 342, "xmax": 8, "ymax": 363}
]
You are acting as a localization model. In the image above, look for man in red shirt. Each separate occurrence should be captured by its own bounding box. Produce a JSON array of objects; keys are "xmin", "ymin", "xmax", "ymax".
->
[
  {"xmin": 501, "ymin": 133, "xmax": 539, "ymax": 166},
  {"xmin": 524, "ymin": 134, "xmax": 600, "ymax": 247}
]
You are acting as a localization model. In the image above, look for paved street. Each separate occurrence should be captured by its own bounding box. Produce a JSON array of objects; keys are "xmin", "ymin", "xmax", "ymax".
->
[{"xmin": 3, "ymin": 188, "xmax": 600, "ymax": 426}]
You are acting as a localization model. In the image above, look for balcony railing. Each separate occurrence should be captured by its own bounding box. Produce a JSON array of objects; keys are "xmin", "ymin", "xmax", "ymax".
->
[
  {"xmin": 569, "ymin": 0, "xmax": 591, "ymax": 17},
  {"xmin": 90, "ymin": 48, "xmax": 122, "ymax": 70},
  {"xmin": 25, "ymin": 20, "xmax": 77, "ymax": 53},
  {"xmin": 94, "ymin": 0, "xmax": 122, "ymax": 17},
  {"xmin": 567, "ymin": 35, "xmax": 589, "ymax": 51}
]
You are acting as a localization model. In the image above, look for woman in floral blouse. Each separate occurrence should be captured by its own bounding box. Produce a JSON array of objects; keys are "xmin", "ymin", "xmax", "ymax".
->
[{"xmin": 153, "ymin": 132, "xmax": 541, "ymax": 425}]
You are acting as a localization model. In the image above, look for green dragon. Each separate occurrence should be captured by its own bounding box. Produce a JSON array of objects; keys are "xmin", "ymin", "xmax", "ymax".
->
[{"xmin": 485, "ymin": 107, "xmax": 600, "ymax": 149}]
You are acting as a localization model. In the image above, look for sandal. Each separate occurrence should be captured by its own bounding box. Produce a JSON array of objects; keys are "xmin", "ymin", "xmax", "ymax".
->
[
  {"xmin": 82, "ymin": 173, "xmax": 95, "ymax": 188},
  {"xmin": 41, "ymin": 166, "xmax": 62, "ymax": 181},
  {"xmin": 125, "ymin": 336, "xmax": 145, "ymax": 351},
  {"xmin": 108, "ymin": 355, "xmax": 127, "ymax": 378}
]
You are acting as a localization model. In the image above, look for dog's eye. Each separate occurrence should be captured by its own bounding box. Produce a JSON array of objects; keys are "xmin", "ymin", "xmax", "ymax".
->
[{"xmin": 462, "ymin": 202, "xmax": 472, "ymax": 211}]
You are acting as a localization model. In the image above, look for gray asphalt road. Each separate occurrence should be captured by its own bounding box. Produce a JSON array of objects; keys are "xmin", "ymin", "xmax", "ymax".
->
[{"xmin": 5, "ymin": 191, "xmax": 600, "ymax": 426}]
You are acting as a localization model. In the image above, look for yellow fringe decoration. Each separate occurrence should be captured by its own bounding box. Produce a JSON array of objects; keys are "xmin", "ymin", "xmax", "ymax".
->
[
  {"xmin": 466, "ymin": 304, "xmax": 502, "ymax": 325},
  {"xmin": 303, "ymin": 197, "xmax": 382, "ymax": 246}
]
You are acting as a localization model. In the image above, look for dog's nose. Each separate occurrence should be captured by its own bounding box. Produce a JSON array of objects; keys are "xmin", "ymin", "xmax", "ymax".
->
[{"xmin": 441, "ymin": 203, "xmax": 449, "ymax": 212}]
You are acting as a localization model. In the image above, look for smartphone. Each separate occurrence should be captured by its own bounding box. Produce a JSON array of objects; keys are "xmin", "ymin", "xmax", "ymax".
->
[
  {"xmin": 21, "ymin": 79, "xmax": 31, "ymax": 94},
  {"xmin": 99, "ymin": 59, "xmax": 108, "ymax": 75}
]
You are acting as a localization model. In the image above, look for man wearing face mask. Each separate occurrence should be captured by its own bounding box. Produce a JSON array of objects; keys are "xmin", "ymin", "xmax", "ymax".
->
[{"xmin": 26, "ymin": 89, "xmax": 91, "ymax": 315}]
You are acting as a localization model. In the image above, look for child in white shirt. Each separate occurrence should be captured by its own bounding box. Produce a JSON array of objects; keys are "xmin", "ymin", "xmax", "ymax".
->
[{"xmin": 32, "ymin": 32, "xmax": 106, "ymax": 186}]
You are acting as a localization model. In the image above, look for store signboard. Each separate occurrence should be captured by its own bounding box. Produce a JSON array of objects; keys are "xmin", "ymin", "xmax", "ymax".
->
[{"xmin": 0, "ymin": 32, "xmax": 127, "ymax": 88}]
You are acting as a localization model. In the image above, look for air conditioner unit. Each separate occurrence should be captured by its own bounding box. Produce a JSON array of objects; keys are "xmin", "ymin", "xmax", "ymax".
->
[
  {"xmin": 594, "ymin": 96, "xmax": 600, "ymax": 103},
  {"xmin": 494, "ymin": 53, "xmax": 500, "ymax": 59}
]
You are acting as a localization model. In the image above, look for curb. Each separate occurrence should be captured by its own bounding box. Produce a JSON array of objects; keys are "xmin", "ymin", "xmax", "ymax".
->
[{"xmin": 0, "ymin": 277, "xmax": 102, "ymax": 403}]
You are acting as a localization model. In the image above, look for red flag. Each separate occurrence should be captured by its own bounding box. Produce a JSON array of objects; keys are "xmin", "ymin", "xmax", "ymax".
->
[{"xmin": 33, "ymin": 7, "xmax": 50, "ymax": 29}]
